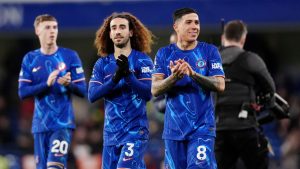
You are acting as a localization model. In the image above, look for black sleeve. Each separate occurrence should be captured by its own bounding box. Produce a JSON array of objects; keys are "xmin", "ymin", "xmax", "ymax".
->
[{"xmin": 244, "ymin": 52, "xmax": 276, "ymax": 94}]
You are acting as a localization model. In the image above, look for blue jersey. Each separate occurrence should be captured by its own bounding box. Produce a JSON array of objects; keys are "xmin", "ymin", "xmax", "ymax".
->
[
  {"xmin": 18, "ymin": 47, "xmax": 86, "ymax": 133},
  {"xmin": 88, "ymin": 49, "xmax": 153, "ymax": 146},
  {"xmin": 153, "ymin": 42, "xmax": 224, "ymax": 140}
]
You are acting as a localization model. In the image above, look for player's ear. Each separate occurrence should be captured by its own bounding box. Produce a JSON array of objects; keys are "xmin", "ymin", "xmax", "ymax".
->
[
  {"xmin": 129, "ymin": 30, "xmax": 133, "ymax": 37},
  {"xmin": 173, "ymin": 23, "xmax": 178, "ymax": 33},
  {"xmin": 109, "ymin": 30, "xmax": 113, "ymax": 40},
  {"xmin": 35, "ymin": 26, "xmax": 40, "ymax": 36},
  {"xmin": 221, "ymin": 34, "xmax": 225, "ymax": 46},
  {"xmin": 240, "ymin": 34, "xmax": 247, "ymax": 46}
]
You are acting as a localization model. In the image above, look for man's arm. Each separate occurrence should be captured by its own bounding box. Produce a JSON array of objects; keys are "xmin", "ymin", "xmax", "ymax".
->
[
  {"xmin": 18, "ymin": 70, "xmax": 59, "ymax": 99},
  {"xmin": 18, "ymin": 82, "xmax": 49, "ymax": 99},
  {"xmin": 190, "ymin": 73, "xmax": 225, "ymax": 92},
  {"xmin": 246, "ymin": 53, "xmax": 275, "ymax": 94},
  {"xmin": 58, "ymin": 72, "xmax": 87, "ymax": 97},
  {"xmin": 67, "ymin": 80, "xmax": 87, "ymax": 97},
  {"xmin": 88, "ymin": 78, "xmax": 118, "ymax": 103},
  {"xmin": 125, "ymin": 73, "xmax": 152, "ymax": 101},
  {"xmin": 151, "ymin": 60, "xmax": 186, "ymax": 97},
  {"xmin": 183, "ymin": 61, "xmax": 225, "ymax": 92},
  {"xmin": 151, "ymin": 74, "xmax": 178, "ymax": 97}
]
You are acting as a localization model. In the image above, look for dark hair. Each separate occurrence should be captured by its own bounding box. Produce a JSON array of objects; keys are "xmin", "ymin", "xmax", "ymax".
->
[
  {"xmin": 34, "ymin": 14, "xmax": 57, "ymax": 28},
  {"xmin": 173, "ymin": 7, "xmax": 197, "ymax": 23},
  {"xmin": 224, "ymin": 20, "xmax": 248, "ymax": 42},
  {"xmin": 94, "ymin": 12, "xmax": 154, "ymax": 56}
]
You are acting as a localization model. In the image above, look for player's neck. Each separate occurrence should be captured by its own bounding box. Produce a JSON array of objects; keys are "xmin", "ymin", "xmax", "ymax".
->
[
  {"xmin": 40, "ymin": 44, "xmax": 58, "ymax": 55},
  {"xmin": 176, "ymin": 40, "xmax": 197, "ymax": 50},
  {"xmin": 114, "ymin": 43, "xmax": 132, "ymax": 58},
  {"xmin": 223, "ymin": 40, "xmax": 244, "ymax": 49}
]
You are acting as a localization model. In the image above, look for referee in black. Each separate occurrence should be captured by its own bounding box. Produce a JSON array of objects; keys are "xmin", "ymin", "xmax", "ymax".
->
[{"xmin": 214, "ymin": 20, "xmax": 276, "ymax": 169}]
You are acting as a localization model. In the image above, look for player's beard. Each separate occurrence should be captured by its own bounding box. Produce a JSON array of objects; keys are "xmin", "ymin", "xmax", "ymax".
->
[{"xmin": 115, "ymin": 37, "xmax": 130, "ymax": 49}]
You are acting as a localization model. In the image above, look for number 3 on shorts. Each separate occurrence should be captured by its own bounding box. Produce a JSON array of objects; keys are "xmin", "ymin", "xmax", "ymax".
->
[
  {"xmin": 125, "ymin": 143, "xmax": 134, "ymax": 157},
  {"xmin": 51, "ymin": 139, "xmax": 69, "ymax": 154},
  {"xmin": 197, "ymin": 145, "xmax": 207, "ymax": 160}
]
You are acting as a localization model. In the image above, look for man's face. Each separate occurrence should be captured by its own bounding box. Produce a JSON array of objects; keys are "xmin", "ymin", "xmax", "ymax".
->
[
  {"xmin": 174, "ymin": 13, "xmax": 200, "ymax": 43},
  {"xmin": 35, "ymin": 21, "xmax": 58, "ymax": 46},
  {"xmin": 109, "ymin": 18, "xmax": 132, "ymax": 48}
]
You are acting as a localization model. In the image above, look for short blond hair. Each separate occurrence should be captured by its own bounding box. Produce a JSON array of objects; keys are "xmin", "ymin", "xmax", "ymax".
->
[{"xmin": 34, "ymin": 14, "xmax": 57, "ymax": 28}]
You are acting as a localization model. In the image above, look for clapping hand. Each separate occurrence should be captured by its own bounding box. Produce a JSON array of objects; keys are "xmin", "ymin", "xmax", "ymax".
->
[
  {"xmin": 57, "ymin": 72, "xmax": 71, "ymax": 86},
  {"xmin": 47, "ymin": 70, "xmax": 60, "ymax": 86},
  {"xmin": 116, "ymin": 54, "xmax": 130, "ymax": 76},
  {"xmin": 170, "ymin": 59, "xmax": 193, "ymax": 80},
  {"xmin": 112, "ymin": 54, "xmax": 130, "ymax": 83}
]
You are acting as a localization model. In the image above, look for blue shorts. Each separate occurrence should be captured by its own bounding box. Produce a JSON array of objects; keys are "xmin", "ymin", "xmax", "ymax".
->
[
  {"xmin": 102, "ymin": 139, "xmax": 148, "ymax": 169},
  {"xmin": 164, "ymin": 135, "xmax": 217, "ymax": 169},
  {"xmin": 33, "ymin": 129, "xmax": 73, "ymax": 169}
]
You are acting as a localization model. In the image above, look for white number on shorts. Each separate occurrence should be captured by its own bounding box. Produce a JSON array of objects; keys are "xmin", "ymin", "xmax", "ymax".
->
[
  {"xmin": 51, "ymin": 140, "xmax": 68, "ymax": 154},
  {"xmin": 197, "ymin": 145, "xmax": 207, "ymax": 160},
  {"xmin": 125, "ymin": 143, "xmax": 134, "ymax": 157}
]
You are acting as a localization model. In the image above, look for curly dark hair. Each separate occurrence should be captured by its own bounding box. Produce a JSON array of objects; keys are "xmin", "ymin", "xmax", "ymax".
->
[{"xmin": 94, "ymin": 12, "xmax": 154, "ymax": 57}]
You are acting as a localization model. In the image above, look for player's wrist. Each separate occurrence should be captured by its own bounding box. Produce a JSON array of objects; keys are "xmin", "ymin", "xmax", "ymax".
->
[
  {"xmin": 191, "ymin": 70, "xmax": 196, "ymax": 77},
  {"xmin": 123, "ymin": 69, "xmax": 130, "ymax": 76},
  {"xmin": 171, "ymin": 74, "xmax": 181, "ymax": 81},
  {"xmin": 46, "ymin": 81, "xmax": 51, "ymax": 87},
  {"xmin": 112, "ymin": 72, "xmax": 122, "ymax": 83}
]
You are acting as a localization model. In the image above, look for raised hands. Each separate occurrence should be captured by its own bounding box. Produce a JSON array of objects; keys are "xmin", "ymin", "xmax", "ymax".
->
[
  {"xmin": 116, "ymin": 54, "xmax": 130, "ymax": 76},
  {"xmin": 57, "ymin": 72, "xmax": 71, "ymax": 86},
  {"xmin": 47, "ymin": 70, "xmax": 71, "ymax": 87},
  {"xmin": 47, "ymin": 70, "xmax": 60, "ymax": 86},
  {"xmin": 112, "ymin": 54, "xmax": 130, "ymax": 83},
  {"xmin": 169, "ymin": 59, "xmax": 195, "ymax": 80}
]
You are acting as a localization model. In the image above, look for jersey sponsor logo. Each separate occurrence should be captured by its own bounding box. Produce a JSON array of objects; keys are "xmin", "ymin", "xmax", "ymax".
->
[
  {"xmin": 122, "ymin": 157, "xmax": 133, "ymax": 162},
  {"xmin": 32, "ymin": 66, "xmax": 41, "ymax": 72},
  {"xmin": 76, "ymin": 67, "xmax": 84, "ymax": 74},
  {"xmin": 211, "ymin": 63, "xmax": 223, "ymax": 70},
  {"xmin": 58, "ymin": 62, "xmax": 66, "ymax": 71},
  {"xmin": 141, "ymin": 66, "xmax": 152, "ymax": 73},
  {"xmin": 196, "ymin": 59, "xmax": 206, "ymax": 68}
]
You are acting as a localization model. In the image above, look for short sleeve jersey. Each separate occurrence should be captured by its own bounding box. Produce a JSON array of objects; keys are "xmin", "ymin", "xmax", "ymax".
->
[{"xmin": 152, "ymin": 42, "xmax": 224, "ymax": 140}]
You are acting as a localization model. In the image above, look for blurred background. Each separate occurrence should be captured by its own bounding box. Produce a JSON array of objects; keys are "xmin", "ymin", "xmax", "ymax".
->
[{"xmin": 0, "ymin": 0, "xmax": 300, "ymax": 168}]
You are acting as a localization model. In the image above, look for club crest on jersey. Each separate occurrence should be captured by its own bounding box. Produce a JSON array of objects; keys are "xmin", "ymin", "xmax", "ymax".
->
[
  {"xmin": 58, "ymin": 62, "xmax": 66, "ymax": 71},
  {"xmin": 196, "ymin": 59, "xmax": 206, "ymax": 68}
]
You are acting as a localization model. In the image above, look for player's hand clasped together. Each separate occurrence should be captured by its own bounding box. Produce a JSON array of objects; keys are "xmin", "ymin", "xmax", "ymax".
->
[{"xmin": 112, "ymin": 54, "xmax": 130, "ymax": 83}]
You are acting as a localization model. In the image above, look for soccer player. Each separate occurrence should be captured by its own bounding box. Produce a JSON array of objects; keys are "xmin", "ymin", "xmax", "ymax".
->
[
  {"xmin": 152, "ymin": 8, "xmax": 225, "ymax": 168},
  {"xmin": 88, "ymin": 12, "xmax": 154, "ymax": 169},
  {"xmin": 18, "ymin": 14, "xmax": 86, "ymax": 169}
]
